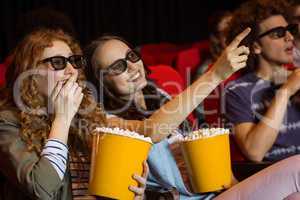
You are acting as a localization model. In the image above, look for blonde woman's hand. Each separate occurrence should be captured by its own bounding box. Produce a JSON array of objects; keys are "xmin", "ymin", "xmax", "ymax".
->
[
  {"xmin": 210, "ymin": 28, "xmax": 251, "ymax": 81},
  {"xmin": 50, "ymin": 73, "xmax": 83, "ymax": 124},
  {"xmin": 130, "ymin": 161, "xmax": 149, "ymax": 200}
]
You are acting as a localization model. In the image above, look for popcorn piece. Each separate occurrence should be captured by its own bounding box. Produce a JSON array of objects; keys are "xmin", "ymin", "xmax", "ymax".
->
[
  {"xmin": 94, "ymin": 127, "xmax": 153, "ymax": 144},
  {"xmin": 183, "ymin": 128, "xmax": 230, "ymax": 141}
]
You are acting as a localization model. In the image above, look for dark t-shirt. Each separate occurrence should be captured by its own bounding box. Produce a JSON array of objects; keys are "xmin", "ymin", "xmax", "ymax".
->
[{"xmin": 225, "ymin": 72, "xmax": 300, "ymax": 161}]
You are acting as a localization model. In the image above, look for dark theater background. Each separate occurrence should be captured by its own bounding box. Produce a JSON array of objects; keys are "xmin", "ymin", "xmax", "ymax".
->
[{"xmin": 0, "ymin": 0, "xmax": 243, "ymax": 62}]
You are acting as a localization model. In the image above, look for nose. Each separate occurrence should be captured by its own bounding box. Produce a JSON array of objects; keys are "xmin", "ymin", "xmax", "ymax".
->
[
  {"xmin": 126, "ymin": 61, "xmax": 137, "ymax": 73},
  {"xmin": 64, "ymin": 62, "xmax": 77, "ymax": 75},
  {"xmin": 285, "ymin": 31, "xmax": 294, "ymax": 42}
]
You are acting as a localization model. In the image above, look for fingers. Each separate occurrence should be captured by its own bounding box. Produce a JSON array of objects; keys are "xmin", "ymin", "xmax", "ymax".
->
[
  {"xmin": 77, "ymin": 93, "xmax": 84, "ymax": 107},
  {"xmin": 228, "ymin": 27, "xmax": 251, "ymax": 50},
  {"xmin": 130, "ymin": 163, "xmax": 148, "ymax": 199},
  {"xmin": 50, "ymin": 81, "xmax": 63, "ymax": 102},
  {"xmin": 74, "ymin": 87, "xmax": 84, "ymax": 108},
  {"xmin": 142, "ymin": 161, "xmax": 149, "ymax": 178},
  {"xmin": 64, "ymin": 73, "xmax": 78, "ymax": 91},
  {"xmin": 128, "ymin": 185, "xmax": 144, "ymax": 196},
  {"xmin": 74, "ymin": 84, "xmax": 83, "ymax": 97},
  {"xmin": 232, "ymin": 62, "xmax": 247, "ymax": 70},
  {"xmin": 69, "ymin": 82, "xmax": 79, "ymax": 94},
  {"xmin": 233, "ymin": 46, "xmax": 250, "ymax": 56},
  {"xmin": 230, "ymin": 55, "xmax": 248, "ymax": 64},
  {"xmin": 133, "ymin": 173, "xmax": 146, "ymax": 186}
]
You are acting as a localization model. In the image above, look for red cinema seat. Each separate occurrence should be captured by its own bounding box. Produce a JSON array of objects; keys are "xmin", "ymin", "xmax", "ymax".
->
[
  {"xmin": 175, "ymin": 47, "xmax": 201, "ymax": 87},
  {"xmin": 141, "ymin": 43, "xmax": 179, "ymax": 66},
  {"xmin": 148, "ymin": 64, "xmax": 185, "ymax": 96},
  {"xmin": 148, "ymin": 64, "xmax": 196, "ymax": 125},
  {"xmin": 0, "ymin": 64, "xmax": 5, "ymax": 87}
]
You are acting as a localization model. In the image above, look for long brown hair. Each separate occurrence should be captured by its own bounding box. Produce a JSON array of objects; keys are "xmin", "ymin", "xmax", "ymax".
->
[
  {"xmin": 84, "ymin": 35, "xmax": 168, "ymax": 120},
  {"xmin": 1, "ymin": 29, "xmax": 107, "ymax": 153},
  {"xmin": 84, "ymin": 35, "xmax": 192, "ymax": 132}
]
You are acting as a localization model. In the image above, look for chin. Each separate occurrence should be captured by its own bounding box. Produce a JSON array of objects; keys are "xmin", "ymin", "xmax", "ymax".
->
[
  {"xmin": 284, "ymin": 53, "xmax": 294, "ymax": 63},
  {"xmin": 135, "ymin": 80, "xmax": 147, "ymax": 91},
  {"xmin": 275, "ymin": 55, "xmax": 293, "ymax": 65}
]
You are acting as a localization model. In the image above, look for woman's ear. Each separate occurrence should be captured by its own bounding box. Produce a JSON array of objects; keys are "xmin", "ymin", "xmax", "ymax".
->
[{"xmin": 253, "ymin": 41, "xmax": 262, "ymax": 55}]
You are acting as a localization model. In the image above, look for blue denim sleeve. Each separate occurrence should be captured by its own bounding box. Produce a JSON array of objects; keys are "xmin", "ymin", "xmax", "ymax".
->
[{"xmin": 146, "ymin": 139, "xmax": 214, "ymax": 199}]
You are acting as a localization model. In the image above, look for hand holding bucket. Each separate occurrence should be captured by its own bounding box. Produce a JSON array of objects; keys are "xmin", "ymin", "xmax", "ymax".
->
[{"xmin": 89, "ymin": 127, "xmax": 152, "ymax": 199}]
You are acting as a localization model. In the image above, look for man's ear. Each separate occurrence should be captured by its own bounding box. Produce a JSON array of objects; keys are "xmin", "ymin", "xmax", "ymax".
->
[{"xmin": 253, "ymin": 41, "xmax": 262, "ymax": 54}]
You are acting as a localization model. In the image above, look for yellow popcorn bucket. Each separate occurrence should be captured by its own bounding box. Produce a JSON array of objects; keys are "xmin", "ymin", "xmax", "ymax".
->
[
  {"xmin": 89, "ymin": 132, "xmax": 152, "ymax": 199},
  {"xmin": 181, "ymin": 134, "xmax": 232, "ymax": 193}
]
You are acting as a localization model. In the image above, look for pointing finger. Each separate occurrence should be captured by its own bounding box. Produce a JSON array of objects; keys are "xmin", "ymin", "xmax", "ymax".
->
[{"xmin": 228, "ymin": 27, "xmax": 251, "ymax": 50}]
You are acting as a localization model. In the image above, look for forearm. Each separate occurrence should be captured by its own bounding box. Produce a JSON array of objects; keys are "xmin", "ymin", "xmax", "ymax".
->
[
  {"xmin": 48, "ymin": 117, "xmax": 71, "ymax": 144},
  {"xmin": 144, "ymin": 69, "xmax": 222, "ymax": 141},
  {"xmin": 110, "ymin": 28, "xmax": 251, "ymax": 142},
  {"xmin": 241, "ymin": 89, "xmax": 289, "ymax": 161}
]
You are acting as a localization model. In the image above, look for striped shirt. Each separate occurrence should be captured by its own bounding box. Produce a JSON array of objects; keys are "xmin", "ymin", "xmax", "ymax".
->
[
  {"xmin": 41, "ymin": 139, "xmax": 68, "ymax": 180},
  {"xmin": 41, "ymin": 139, "xmax": 96, "ymax": 199}
]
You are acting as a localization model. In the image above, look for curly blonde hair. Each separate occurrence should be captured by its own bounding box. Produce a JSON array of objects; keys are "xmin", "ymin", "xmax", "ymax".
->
[{"xmin": 1, "ymin": 29, "xmax": 107, "ymax": 153}]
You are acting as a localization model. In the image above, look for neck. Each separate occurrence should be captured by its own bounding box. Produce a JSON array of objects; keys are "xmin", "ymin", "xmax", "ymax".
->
[
  {"xmin": 255, "ymin": 56, "xmax": 283, "ymax": 81},
  {"xmin": 120, "ymin": 90, "xmax": 147, "ymax": 110}
]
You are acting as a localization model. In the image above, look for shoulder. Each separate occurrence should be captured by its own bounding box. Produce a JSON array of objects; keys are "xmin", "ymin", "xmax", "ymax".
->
[
  {"xmin": 225, "ymin": 73, "xmax": 261, "ymax": 96},
  {"xmin": 0, "ymin": 108, "xmax": 20, "ymax": 128}
]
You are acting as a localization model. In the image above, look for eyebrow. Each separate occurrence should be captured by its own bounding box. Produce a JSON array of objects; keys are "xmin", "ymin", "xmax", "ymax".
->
[{"xmin": 51, "ymin": 52, "xmax": 73, "ymax": 57}]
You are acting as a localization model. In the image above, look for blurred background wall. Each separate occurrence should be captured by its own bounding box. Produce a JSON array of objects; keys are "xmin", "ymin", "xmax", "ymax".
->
[{"xmin": 0, "ymin": 0, "xmax": 243, "ymax": 62}]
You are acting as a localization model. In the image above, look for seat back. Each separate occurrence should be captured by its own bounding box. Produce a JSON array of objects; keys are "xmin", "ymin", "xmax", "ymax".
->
[
  {"xmin": 148, "ymin": 64, "xmax": 185, "ymax": 96},
  {"xmin": 141, "ymin": 43, "xmax": 180, "ymax": 66},
  {"xmin": 148, "ymin": 64, "xmax": 197, "ymax": 125},
  {"xmin": 0, "ymin": 64, "xmax": 5, "ymax": 87},
  {"xmin": 175, "ymin": 47, "xmax": 201, "ymax": 87}
]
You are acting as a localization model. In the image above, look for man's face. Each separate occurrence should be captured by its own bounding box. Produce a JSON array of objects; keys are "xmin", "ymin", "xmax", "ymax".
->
[{"xmin": 255, "ymin": 15, "xmax": 294, "ymax": 65}]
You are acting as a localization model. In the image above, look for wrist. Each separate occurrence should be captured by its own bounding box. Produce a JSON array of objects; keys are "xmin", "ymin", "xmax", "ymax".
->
[
  {"xmin": 54, "ymin": 114, "xmax": 72, "ymax": 125},
  {"xmin": 277, "ymin": 88, "xmax": 292, "ymax": 100},
  {"xmin": 49, "ymin": 118, "xmax": 70, "ymax": 144},
  {"xmin": 278, "ymin": 86, "xmax": 293, "ymax": 98},
  {"xmin": 207, "ymin": 68, "xmax": 224, "ymax": 84}
]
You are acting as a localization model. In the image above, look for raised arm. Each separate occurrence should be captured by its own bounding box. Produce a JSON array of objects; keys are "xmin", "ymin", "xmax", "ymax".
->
[
  {"xmin": 108, "ymin": 28, "xmax": 251, "ymax": 142},
  {"xmin": 234, "ymin": 69, "xmax": 300, "ymax": 162}
]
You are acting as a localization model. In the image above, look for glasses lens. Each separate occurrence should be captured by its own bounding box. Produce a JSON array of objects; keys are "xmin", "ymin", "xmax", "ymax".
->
[
  {"xmin": 269, "ymin": 27, "xmax": 286, "ymax": 39},
  {"xmin": 108, "ymin": 60, "xmax": 127, "ymax": 75},
  {"xmin": 70, "ymin": 55, "xmax": 86, "ymax": 69},
  {"xmin": 288, "ymin": 24, "xmax": 299, "ymax": 36},
  {"xmin": 51, "ymin": 57, "xmax": 66, "ymax": 70},
  {"xmin": 127, "ymin": 50, "xmax": 141, "ymax": 63}
]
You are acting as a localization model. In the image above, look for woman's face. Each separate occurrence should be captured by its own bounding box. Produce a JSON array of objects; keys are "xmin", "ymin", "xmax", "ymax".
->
[
  {"xmin": 36, "ymin": 40, "xmax": 78, "ymax": 98},
  {"xmin": 256, "ymin": 15, "xmax": 294, "ymax": 65},
  {"xmin": 95, "ymin": 39, "xmax": 147, "ymax": 97}
]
